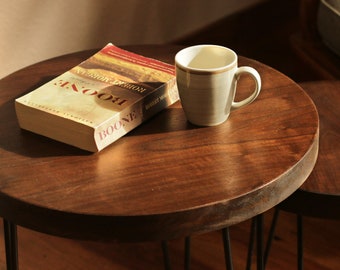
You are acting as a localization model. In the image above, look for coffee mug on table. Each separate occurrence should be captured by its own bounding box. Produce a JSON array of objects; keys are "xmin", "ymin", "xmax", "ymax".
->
[{"xmin": 175, "ymin": 45, "xmax": 261, "ymax": 126}]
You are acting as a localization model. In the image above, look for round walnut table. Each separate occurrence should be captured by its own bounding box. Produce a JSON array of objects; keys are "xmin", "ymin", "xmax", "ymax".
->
[{"xmin": 0, "ymin": 45, "xmax": 319, "ymax": 270}]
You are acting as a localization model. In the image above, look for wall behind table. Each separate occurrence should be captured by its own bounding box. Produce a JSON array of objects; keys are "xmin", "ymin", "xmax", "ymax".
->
[{"xmin": 0, "ymin": 0, "xmax": 264, "ymax": 79}]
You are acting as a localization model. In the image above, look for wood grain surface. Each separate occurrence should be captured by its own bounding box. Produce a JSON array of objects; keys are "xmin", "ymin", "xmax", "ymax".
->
[
  {"xmin": 278, "ymin": 80, "xmax": 340, "ymax": 219},
  {"xmin": 0, "ymin": 45, "xmax": 319, "ymax": 242}
]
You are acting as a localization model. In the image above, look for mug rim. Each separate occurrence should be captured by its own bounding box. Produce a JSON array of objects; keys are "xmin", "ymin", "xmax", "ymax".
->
[{"xmin": 175, "ymin": 44, "xmax": 237, "ymax": 74}]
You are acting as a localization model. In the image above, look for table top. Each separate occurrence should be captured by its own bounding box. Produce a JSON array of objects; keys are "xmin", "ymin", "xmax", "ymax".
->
[
  {"xmin": 0, "ymin": 45, "xmax": 319, "ymax": 242},
  {"xmin": 299, "ymin": 81, "xmax": 339, "ymax": 196},
  {"xmin": 278, "ymin": 80, "xmax": 339, "ymax": 219}
]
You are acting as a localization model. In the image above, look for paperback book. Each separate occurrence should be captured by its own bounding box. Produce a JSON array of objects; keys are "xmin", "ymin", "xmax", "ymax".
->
[{"xmin": 15, "ymin": 43, "xmax": 179, "ymax": 152}]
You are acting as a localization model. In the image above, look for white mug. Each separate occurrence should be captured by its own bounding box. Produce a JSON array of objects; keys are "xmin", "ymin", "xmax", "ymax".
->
[{"xmin": 175, "ymin": 45, "xmax": 261, "ymax": 126}]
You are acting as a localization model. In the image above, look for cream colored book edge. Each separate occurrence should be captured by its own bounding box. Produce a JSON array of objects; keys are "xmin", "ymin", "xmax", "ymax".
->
[
  {"xmin": 15, "ymin": 44, "xmax": 179, "ymax": 152},
  {"xmin": 15, "ymin": 84, "xmax": 177, "ymax": 152}
]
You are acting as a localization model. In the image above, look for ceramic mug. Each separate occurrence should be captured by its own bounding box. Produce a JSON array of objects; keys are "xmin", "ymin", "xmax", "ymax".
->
[{"xmin": 175, "ymin": 45, "xmax": 261, "ymax": 126}]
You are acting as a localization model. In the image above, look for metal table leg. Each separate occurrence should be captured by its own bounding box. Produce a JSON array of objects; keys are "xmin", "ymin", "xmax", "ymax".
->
[
  {"xmin": 3, "ymin": 219, "xmax": 18, "ymax": 270},
  {"xmin": 297, "ymin": 214, "xmax": 304, "ymax": 270},
  {"xmin": 256, "ymin": 214, "xmax": 264, "ymax": 270},
  {"xmin": 246, "ymin": 218, "xmax": 256, "ymax": 270},
  {"xmin": 184, "ymin": 237, "xmax": 191, "ymax": 270},
  {"xmin": 222, "ymin": 227, "xmax": 234, "ymax": 270},
  {"xmin": 161, "ymin": 240, "xmax": 172, "ymax": 270},
  {"xmin": 246, "ymin": 214, "xmax": 265, "ymax": 270}
]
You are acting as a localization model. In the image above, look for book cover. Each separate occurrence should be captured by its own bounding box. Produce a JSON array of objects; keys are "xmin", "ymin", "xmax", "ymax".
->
[{"xmin": 15, "ymin": 43, "xmax": 179, "ymax": 152}]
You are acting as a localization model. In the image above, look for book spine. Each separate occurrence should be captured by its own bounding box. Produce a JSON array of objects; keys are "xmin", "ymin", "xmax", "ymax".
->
[
  {"xmin": 142, "ymin": 78, "xmax": 178, "ymax": 120},
  {"xmin": 94, "ymin": 78, "xmax": 178, "ymax": 151}
]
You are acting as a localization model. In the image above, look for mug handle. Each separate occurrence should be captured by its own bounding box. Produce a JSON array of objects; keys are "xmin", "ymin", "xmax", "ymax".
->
[{"xmin": 231, "ymin": 66, "xmax": 261, "ymax": 110}]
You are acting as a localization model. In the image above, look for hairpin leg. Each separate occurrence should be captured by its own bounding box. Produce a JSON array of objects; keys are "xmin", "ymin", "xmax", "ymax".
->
[
  {"xmin": 256, "ymin": 214, "xmax": 264, "ymax": 270},
  {"xmin": 184, "ymin": 236, "xmax": 191, "ymax": 270},
  {"xmin": 161, "ymin": 240, "xmax": 172, "ymax": 270},
  {"xmin": 264, "ymin": 208, "xmax": 280, "ymax": 266},
  {"xmin": 297, "ymin": 214, "xmax": 304, "ymax": 270},
  {"xmin": 246, "ymin": 217, "xmax": 256, "ymax": 270},
  {"xmin": 3, "ymin": 219, "xmax": 18, "ymax": 270},
  {"xmin": 222, "ymin": 227, "xmax": 233, "ymax": 270}
]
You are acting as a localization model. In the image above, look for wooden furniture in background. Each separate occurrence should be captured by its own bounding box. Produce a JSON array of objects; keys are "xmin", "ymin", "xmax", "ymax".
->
[
  {"xmin": 0, "ymin": 45, "xmax": 319, "ymax": 269},
  {"xmin": 290, "ymin": 0, "xmax": 340, "ymax": 79},
  {"xmin": 264, "ymin": 80, "xmax": 340, "ymax": 270}
]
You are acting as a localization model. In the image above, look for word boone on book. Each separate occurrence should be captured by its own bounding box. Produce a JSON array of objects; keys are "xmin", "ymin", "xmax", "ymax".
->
[
  {"xmin": 55, "ymin": 79, "xmax": 129, "ymax": 106},
  {"xmin": 97, "ymin": 111, "xmax": 138, "ymax": 141}
]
